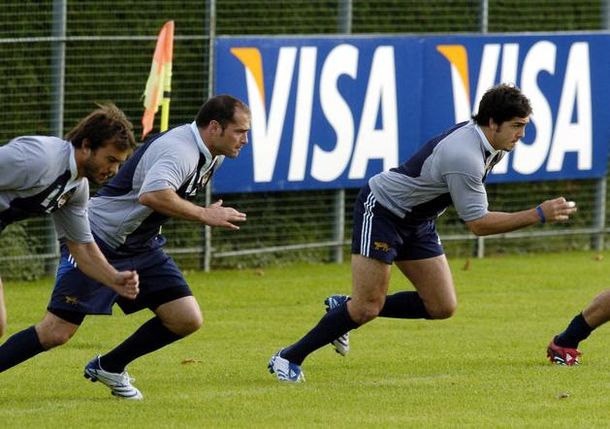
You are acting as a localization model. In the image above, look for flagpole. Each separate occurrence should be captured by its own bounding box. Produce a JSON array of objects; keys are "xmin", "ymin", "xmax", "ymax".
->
[
  {"xmin": 203, "ymin": 0, "xmax": 216, "ymax": 272},
  {"xmin": 141, "ymin": 20, "xmax": 174, "ymax": 139},
  {"xmin": 160, "ymin": 91, "xmax": 171, "ymax": 132},
  {"xmin": 159, "ymin": 47, "xmax": 172, "ymax": 132}
]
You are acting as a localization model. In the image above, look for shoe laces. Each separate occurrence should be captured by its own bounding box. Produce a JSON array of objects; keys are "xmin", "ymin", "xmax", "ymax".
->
[{"xmin": 119, "ymin": 371, "xmax": 136, "ymax": 385}]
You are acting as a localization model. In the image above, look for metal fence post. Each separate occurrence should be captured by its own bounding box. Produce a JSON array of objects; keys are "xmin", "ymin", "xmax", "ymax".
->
[
  {"xmin": 46, "ymin": 0, "xmax": 67, "ymax": 273},
  {"xmin": 331, "ymin": 0, "xmax": 352, "ymax": 264},
  {"xmin": 338, "ymin": 0, "xmax": 352, "ymax": 33},
  {"xmin": 479, "ymin": 0, "xmax": 488, "ymax": 34},
  {"xmin": 332, "ymin": 190, "xmax": 345, "ymax": 262},
  {"xmin": 592, "ymin": 178, "xmax": 606, "ymax": 251},
  {"xmin": 476, "ymin": 0, "xmax": 488, "ymax": 259},
  {"xmin": 593, "ymin": 0, "xmax": 610, "ymax": 252},
  {"xmin": 203, "ymin": 0, "xmax": 216, "ymax": 272},
  {"xmin": 51, "ymin": 0, "xmax": 66, "ymax": 138}
]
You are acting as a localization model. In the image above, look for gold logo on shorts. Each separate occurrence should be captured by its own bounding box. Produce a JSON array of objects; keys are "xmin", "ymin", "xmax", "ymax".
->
[
  {"xmin": 374, "ymin": 241, "xmax": 390, "ymax": 252},
  {"xmin": 64, "ymin": 296, "xmax": 79, "ymax": 305}
]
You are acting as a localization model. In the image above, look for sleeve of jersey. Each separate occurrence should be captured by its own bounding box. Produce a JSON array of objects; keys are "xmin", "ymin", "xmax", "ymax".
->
[
  {"xmin": 0, "ymin": 142, "xmax": 44, "ymax": 190},
  {"xmin": 139, "ymin": 148, "xmax": 193, "ymax": 195},
  {"xmin": 52, "ymin": 181, "xmax": 94, "ymax": 243},
  {"xmin": 445, "ymin": 172, "xmax": 489, "ymax": 222}
]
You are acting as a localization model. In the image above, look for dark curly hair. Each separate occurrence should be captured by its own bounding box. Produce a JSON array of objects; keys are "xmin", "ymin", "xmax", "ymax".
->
[
  {"xmin": 472, "ymin": 83, "xmax": 532, "ymax": 127},
  {"xmin": 65, "ymin": 103, "xmax": 136, "ymax": 152}
]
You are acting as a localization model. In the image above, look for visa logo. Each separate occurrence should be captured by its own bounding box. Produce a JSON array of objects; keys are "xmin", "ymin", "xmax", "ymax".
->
[
  {"xmin": 229, "ymin": 38, "xmax": 595, "ymax": 188},
  {"xmin": 438, "ymin": 41, "xmax": 592, "ymax": 175},
  {"xmin": 231, "ymin": 45, "xmax": 398, "ymax": 183}
]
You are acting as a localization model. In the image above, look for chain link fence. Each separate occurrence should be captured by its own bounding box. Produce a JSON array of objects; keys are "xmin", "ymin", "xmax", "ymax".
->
[{"xmin": 1, "ymin": 0, "xmax": 608, "ymax": 279}]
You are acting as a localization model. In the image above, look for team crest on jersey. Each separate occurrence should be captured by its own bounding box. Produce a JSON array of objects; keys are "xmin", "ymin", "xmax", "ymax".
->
[
  {"xmin": 196, "ymin": 168, "xmax": 214, "ymax": 192},
  {"xmin": 42, "ymin": 185, "xmax": 76, "ymax": 213},
  {"xmin": 185, "ymin": 158, "xmax": 218, "ymax": 198},
  {"xmin": 55, "ymin": 188, "xmax": 77, "ymax": 209},
  {"xmin": 184, "ymin": 173, "xmax": 208, "ymax": 198}
]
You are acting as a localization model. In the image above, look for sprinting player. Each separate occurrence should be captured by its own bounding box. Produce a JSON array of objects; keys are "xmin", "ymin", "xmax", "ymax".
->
[
  {"xmin": 0, "ymin": 94, "xmax": 249, "ymax": 400},
  {"xmin": 0, "ymin": 104, "xmax": 140, "ymax": 338},
  {"xmin": 268, "ymin": 83, "xmax": 578, "ymax": 383},
  {"xmin": 547, "ymin": 290, "xmax": 610, "ymax": 365}
]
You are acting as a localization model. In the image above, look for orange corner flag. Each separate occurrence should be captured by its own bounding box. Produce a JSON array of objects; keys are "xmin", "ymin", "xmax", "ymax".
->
[{"xmin": 142, "ymin": 20, "xmax": 174, "ymax": 140}]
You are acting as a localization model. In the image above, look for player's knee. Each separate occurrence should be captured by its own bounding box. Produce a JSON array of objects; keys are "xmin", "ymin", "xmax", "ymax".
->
[
  {"xmin": 170, "ymin": 311, "xmax": 203, "ymax": 336},
  {"xmin": 348, "ymin": 303, "xmax": 381, "ymax": 325},
  {"xmin": 35, "ymin": 315, "xmax": 78, "ymax": 349},
  {"xmin": 427, "ymin": 301, "xmax": 457, "ymax": 320},
  {"xmin": 186, "ymin": 311, "xmax": 204, "ymax": 333},
  {"xmin": 38, "ymin": 327, "xmax": 74, "ymax": 349}
]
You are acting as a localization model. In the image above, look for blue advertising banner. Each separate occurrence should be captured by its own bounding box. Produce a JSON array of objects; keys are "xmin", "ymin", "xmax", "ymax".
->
[{"xmin": 214, "ymin": 34, "xmax": 610, "ymax": 193}]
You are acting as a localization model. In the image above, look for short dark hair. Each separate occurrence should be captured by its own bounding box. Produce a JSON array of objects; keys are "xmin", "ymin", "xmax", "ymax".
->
[
  {"xmin": 195, "ymin": 94, "xmax": 250, "ymax": 129},
  {"xmin": 472, "ymin": 83, "xmax": 532, "ymax": 127},
  {"xmin": 65, "ymin": 103, "xmax": 136, "ymax": 152}
]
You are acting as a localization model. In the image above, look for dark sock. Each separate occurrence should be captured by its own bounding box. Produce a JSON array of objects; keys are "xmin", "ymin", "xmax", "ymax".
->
[
  {"xmin": 99, "ymin": 317, "xmax": 182, "ymax": 373},
  {"xmin": 379, "ymin": 291, "xmax": 431, "ymax": 319},
  {"xmin": 282, "ymin": 303, "xmax": 359, "ymax": 365},
  {"xmin": 0, "ymin": 326, "xmax": 45, "ymax": 372},
  {"xmin": 555, "ymin": 313, "xmax": 592, "ymax": 348}
]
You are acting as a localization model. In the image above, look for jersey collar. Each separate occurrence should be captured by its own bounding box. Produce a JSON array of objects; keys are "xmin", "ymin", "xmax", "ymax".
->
[
  {"xmin": 190, "ymin": 121, "xmax": 214, "ymax": 163},
  {"xmin": 68, "ymin": 143, "xmax": 80, "ymax": 182},
  {"xmin": 472, "ymin": 121, "xmax": 499, "ymax": 156},
  {"xmin": 62, "ymin": 142, "xmax": 85, "ymax": 193}
]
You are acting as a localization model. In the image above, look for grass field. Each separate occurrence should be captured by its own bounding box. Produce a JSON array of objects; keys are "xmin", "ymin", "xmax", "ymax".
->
[{"xmin": 2, "ymin": 250, "xmax": 610, "ymax": 428}]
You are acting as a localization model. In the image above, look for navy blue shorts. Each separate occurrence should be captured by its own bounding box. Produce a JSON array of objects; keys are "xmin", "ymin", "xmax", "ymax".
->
[
  {"xmin": 48, "ymin": 239, "xmax": 192, "ymax": 324},
  {"xmin": 351, "ymin": 185, "xmax": 444, "ymax": 264}
]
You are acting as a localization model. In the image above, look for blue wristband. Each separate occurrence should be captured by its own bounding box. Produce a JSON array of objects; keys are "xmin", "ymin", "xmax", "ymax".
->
[{"xmin": 536, "ymin": 206, "xmax": 546, "ymax": 223}]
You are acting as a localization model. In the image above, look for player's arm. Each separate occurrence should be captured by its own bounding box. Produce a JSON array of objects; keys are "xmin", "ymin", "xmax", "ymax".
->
[
  {"xmin": 465, "ymin": 198, "xmax": 577, "ymax": 236},
  {"xmin": 52, "ymin": 183, "xmax": 139, "ymax": 299},
  {"xmin": 137, "ymin": 150, "xmax": 245, "ymax": 229},
  {"xmin": 444, "ymin": 163, "xmax": 577, "ymax": 236},
  {"xmin": 64, "ymin": 240, "xmax": 139, "ymax": 299},
  {"xmin": 139, "ymin": 189, "xmax": 246, "ymax": 230}
]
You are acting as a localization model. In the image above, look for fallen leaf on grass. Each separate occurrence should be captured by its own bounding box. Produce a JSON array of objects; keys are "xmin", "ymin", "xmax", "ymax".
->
[{"xmin": 181, "ymin": 358, "xmax": 202, "ymax": 365}]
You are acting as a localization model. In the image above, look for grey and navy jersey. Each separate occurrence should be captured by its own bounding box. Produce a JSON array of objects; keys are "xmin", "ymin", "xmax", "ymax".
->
[
  {"xmin": 89, "ymin": 122, "xmax": 223, "ymax": 252},
  {"xmin": 0, "ymin": 136, "xmax": 93, "ymax": 243},
  {"xmin": 369, "ymin": 120, "xmax": 503, "ymax": 223}
]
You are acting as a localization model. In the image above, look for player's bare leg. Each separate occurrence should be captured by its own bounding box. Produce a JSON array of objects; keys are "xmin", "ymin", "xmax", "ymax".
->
[
  {"xmin": 84, "ymin": 295, "xmax": 203, "ymax": 399},
  {"xmin": 154, "ymin": 295, "xmax": 203, "ymax": 336},
  {"xmin": 395, "ymin": 255, "xmax": 456, "ymax": 319},
  {"xmin": 0, "ymin": 311, "xmax": 78, "ymax": 372},
  {"xmin": 548, "ymin": 289, "xmax": 610, "ymax": 366},
  {"xmin": 35, "ymin": 312, "xmax": 80, "ymax": 349},
  {"xmin": 582, "ymin": 289, "xmax": 610, "ymax": 328},
  {"xmin": 347, "ymin": 255, "xmax": 392, "ymax": 324}
]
